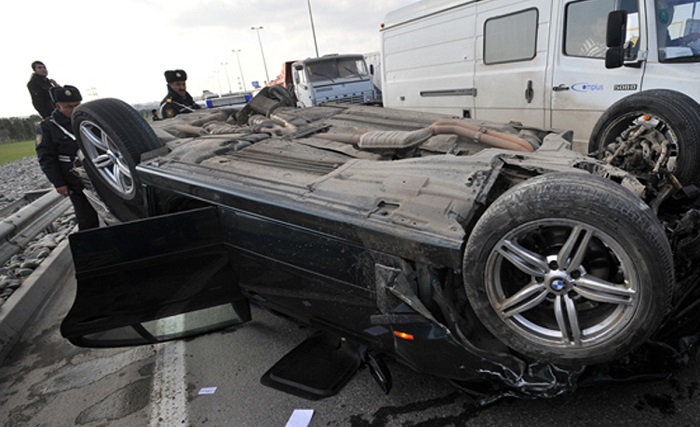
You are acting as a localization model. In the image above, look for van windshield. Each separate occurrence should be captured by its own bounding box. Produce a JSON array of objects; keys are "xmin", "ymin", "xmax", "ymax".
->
[
  {"xmin": 655, "ymin": 0, "xmax": 700, "ymax": 62},
  {"xmin": 306, "ymin": 57, "xmax": 370, "ymax": 83}
]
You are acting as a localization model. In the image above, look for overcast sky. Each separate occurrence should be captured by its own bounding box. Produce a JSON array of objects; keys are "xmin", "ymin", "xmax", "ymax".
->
[{"xmin": 1, "ymin": 0, "xmax": 418, "ymax": 119}]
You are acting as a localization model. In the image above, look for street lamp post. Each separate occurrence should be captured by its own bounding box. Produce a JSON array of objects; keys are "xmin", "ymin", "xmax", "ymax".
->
[
  {"xmin": 221, "ymin": 62, "xmax": 232, "ymax": 94},
  {"xmin": 232, "ymin": 49, "xmax": 247, "ymax": 91},
  {"xmin": 251, "ymin": 26, "xmax": 270, "ymax": 83},
  {"xmin": 213, "ymin": 70, "xmax": 223, "ymax": 95},
  {"xmin": 307, "ymin": 0, "xmax": 320, "ymax": 57}
]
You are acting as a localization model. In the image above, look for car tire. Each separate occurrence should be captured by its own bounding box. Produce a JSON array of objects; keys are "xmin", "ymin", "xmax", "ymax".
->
[
  {"xmin": 588, "ymin": 89, "xmax": 700, "ymax": 184},
  {"xmin": 72, "ymin": 98, "xmax": 163, "ymax": 221},
  {"xmin": 462, "ymin": 172, "xmax": 674, "ymax": 366},
  {"xmin": 268, "ymin": 84, "xmax": 296, "ymax": 107}
]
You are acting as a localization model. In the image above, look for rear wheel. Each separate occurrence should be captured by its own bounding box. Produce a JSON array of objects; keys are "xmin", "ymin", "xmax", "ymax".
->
[
  {"xmin": 72, "ymin": 98, "xmax": 163, "ymax": 221},
  {"xmin": 463, "ymin": 172, "xmax": 674, "ymax": 365},
  {"xmin": 588, "ymin": 89, "xmax": 700, "ymax": 185}
]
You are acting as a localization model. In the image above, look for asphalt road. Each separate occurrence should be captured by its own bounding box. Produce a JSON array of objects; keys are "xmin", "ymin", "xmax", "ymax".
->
[{"xmin": 1, "ymin": 270, "xmax": 700, "ymax": 427}]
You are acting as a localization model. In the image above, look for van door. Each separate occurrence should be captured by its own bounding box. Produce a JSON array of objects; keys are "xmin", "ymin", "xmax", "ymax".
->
[
  {"xmin": 473, "ymin": 0, "xmax": 551, "ymax": 126},
  {"xmin": 381, "ymin": 1, "xmax": 478, "ymax": 117},
  {"xmin": 550, "ymin": 0, "xmax": 644, "ymax": 152},
  {"xmin": 294, "ymin": 64, "xmax": 314, "ymax": 107}
]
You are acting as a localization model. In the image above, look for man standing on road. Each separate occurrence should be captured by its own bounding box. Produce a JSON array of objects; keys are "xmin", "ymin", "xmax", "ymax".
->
[
  {"xmin": 35, "ymin": 85, "xmax": 99, "ymax": 231},
  {"xmin": 160, "ymin": 69, "xmax": 200, "ymax": 119},
  {"xmin": 26, "ymin": 61, "xmax": 58, "ymax": 119}
]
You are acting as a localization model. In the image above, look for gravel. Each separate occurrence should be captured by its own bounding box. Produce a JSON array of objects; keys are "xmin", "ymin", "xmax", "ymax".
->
[
  {"xmin": 0, "ymin": 156, "xmax": 74, "ymax": 308},
  {"xmin": 0, "ymin": 156, "xmax": 51, "ymax": 209}
]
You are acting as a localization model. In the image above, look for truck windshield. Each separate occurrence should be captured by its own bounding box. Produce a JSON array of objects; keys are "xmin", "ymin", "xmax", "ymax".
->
[
  {"xmin": 655, "ymin": 0, "xmax": 700, "ymax": 62},
  {"xmin": 307, "ymin": 57, "xmax": 370, "ymax": 83}
]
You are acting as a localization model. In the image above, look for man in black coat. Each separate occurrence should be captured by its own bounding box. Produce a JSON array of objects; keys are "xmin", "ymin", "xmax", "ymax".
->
[
  {"xmin": 26, "ymin": 61, "xmax": 58, "ymax": 119},
  {"xmin": 159, "ymin": 69, "xmax": 201, "ymax": 119},
  {"xmin": 36, "ymin": 85, "xmax": 99, "ymax": 230}
]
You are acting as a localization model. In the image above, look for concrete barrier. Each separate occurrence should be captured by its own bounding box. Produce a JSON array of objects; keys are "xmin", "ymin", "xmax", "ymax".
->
[{"xmin": 0, "ymin": 238, "xmax": 73, "ymax": 365}]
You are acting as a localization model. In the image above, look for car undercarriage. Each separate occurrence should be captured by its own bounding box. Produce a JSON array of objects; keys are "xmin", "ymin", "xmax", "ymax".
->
[{"xmin": 60, "ymin": 91, "xmax": 700, "ymax": 403}]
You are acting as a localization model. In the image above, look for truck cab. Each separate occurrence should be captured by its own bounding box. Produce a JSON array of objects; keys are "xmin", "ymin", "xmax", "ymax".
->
[
  {"xmin": 381, "ymin": 0, "xmax": 700, "ymax": 152},
  {"xmin": 291, "ymin": 54, "xmax": 377, "ymax": 107}
]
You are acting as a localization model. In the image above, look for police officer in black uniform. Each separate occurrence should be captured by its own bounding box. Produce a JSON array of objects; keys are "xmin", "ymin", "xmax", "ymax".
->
[
  {"xmin": 160, "ymin": 69, "xmax": 201, "ymax": 119},
  {"xmin": 36, "ymin": 85, "xmax": 99, "ymax": 231},
  {"xmin": 26, "ymin": 61, "xmax": 58, "ymax": 119}
]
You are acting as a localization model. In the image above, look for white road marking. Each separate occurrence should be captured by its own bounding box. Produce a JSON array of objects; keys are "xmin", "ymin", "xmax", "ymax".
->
[{"xmin": 149, "ymin": 340, "xmax": 189, "ymax": 427}]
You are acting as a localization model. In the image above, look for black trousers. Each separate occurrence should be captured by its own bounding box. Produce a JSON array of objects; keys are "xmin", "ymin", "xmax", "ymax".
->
[{"xmin": 69, "ymin": 190, "xmax": 99, "ymax": 230}]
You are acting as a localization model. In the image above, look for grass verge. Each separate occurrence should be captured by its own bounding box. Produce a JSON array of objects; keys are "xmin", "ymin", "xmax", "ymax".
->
[{"xmin": 0, "ymin": 140, "xmax": 36, "ymax": 165}]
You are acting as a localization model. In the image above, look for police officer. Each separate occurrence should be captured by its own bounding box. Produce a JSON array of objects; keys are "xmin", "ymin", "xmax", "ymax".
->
[
  {"xmin": 26, "ymin": 61, "xmax": 58, "ymax": 119},
  {"xmin": 160, "ymin": 69, "xmax": 200, "ymax": 119},
  {"xmin": 36, "ymin": 85, "xmax": 99, "ymax": 231}
]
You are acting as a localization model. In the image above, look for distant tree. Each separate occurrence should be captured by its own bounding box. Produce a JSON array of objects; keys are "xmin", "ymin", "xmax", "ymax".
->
[
  {"xmin": 0, "ymin": 100, "xmax": 160, "ymax": 144},
  {"xmin": 0, "ymin": 116, "xmax": 41, "ymax": 143}
]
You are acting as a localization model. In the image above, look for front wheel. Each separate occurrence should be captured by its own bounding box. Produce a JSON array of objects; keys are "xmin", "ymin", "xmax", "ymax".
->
[
  {"xmin": 588, "ymin": 89, "xmax": 700, "ymax": 185},
  {"xmin": 463, "ymin": 172, "xmax": 674, "ymax": 366},
  {"xmin": 72, "ymin": 98, "xmax": 163, "ymax": 221}
]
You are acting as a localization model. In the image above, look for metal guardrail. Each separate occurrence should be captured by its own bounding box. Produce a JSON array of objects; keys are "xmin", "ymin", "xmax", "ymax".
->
[
  {"xmin": 0, "ymin": 191, "xmax": 73, "ymax": 266},
  {"xmin": 0, "ymin": 189, "xmax": 52, "ymax": 219},
  {"xmin": 0, "ymin": 190, "xmax": 75, "ymax": 365}
]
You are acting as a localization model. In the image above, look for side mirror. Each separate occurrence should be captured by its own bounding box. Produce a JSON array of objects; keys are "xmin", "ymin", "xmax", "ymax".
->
[
  {"xmin": 606, "ymin": 10, "xmax": 627, "ymax": 48},
  {"xmin": 605, "ymin": 47, "xmax": 625, "ymax": 69},
  {"xmin": 294, "ymin": 64, "xmax": 303, "ymax": 71},
  {"xmin": 605, "ymin": 10, "xmax": 627, "ymax": 69}
]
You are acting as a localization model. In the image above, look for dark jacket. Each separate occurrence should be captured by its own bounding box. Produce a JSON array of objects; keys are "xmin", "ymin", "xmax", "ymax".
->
[
  {"xmin": 35, "ymin": 110, "xmax": 83, "ymax": 191},
  {"xmin": 27, "ymin": 73, "xmax": 56, "ymax": 118},
  {"xmin": 159, "ymin": 86, "xmax": 201, "ymax": 119}
]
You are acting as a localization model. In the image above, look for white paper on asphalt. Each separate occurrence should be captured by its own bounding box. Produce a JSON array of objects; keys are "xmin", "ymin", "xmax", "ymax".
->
[{"xmin": 285, "ymin": 409, "xmax": 314, "ymax": 427}]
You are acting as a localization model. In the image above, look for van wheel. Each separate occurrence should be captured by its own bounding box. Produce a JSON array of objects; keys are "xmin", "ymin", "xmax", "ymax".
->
[
  {"xmin": 588, "ymin": 89, "xmax": 700, "ymax": 185},
  {"xmin": 72, "ymin": 98, "xmax": 163, "ymax": 221},
  {"xmin": 463, "ymin": 172, "xmax": 674, "ymax": 366}
]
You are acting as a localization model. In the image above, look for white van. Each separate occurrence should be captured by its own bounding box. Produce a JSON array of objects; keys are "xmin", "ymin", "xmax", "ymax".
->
[{"xmin": 380, "ymin": 0, "xmax": 700, "ymax": 153}]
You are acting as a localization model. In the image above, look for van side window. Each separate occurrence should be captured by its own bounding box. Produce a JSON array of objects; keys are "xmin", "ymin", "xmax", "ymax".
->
[
  {"xmin": 565, "ymin": 0, "xmax": 640, "ymax": 59},
  {"xmin": 484, "ymin": 8, "xmax": 538, "ymax": 64}
]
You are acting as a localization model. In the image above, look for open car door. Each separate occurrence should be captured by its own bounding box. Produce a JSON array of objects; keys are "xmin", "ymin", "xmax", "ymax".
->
[{"xmin": 61, "ymin": 207, "xmax": 251, "ymax": 347}]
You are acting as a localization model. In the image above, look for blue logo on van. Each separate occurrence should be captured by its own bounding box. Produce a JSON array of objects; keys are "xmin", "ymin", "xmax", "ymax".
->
[{"xmin": 571, "ymin": 83, "xmax": 604, "ymax": 92}]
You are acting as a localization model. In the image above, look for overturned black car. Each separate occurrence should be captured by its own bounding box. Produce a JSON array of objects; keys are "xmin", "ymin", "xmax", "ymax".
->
[{"xmin": 60, "ymin": 89, "xmax": 700, "ymax": 403}]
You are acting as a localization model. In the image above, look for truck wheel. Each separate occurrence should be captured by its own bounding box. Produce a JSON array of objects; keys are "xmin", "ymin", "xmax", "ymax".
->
[
  {"xmin": 463, "ymin": 172, "xmax": 674, "ymax": 366},
  {"xmin": 588, "ymin": 89, "xmax": 700, "ymax": 184},
  {"xmin": 72, "ymin": 98, "xmax": 163, "ymax": 221}
]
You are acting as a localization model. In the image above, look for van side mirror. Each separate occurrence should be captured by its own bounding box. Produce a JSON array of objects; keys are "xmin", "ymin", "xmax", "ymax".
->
[
  {"xmin": 605, "ymin": 10, "xmax": 627, "ymax": 69},
  {"xmin": 605, "ymin": 47, "xmax": 625, "ymax": 69},
  {"xmin": 294, "ymin": 64, "xmax": 303, "ymax": 71},
  {"xmin": 606, "ymin": 10, "xmax": 627, "ymax": 47}
]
